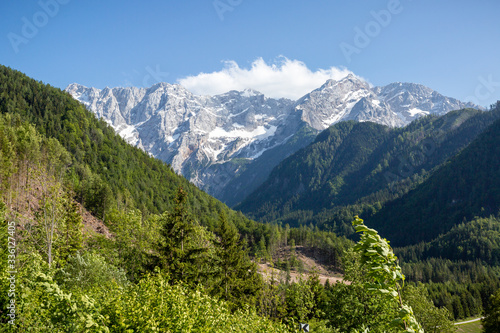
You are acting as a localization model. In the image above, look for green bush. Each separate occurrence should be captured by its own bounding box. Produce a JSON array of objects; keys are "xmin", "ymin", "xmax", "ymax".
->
[
  {"xmin": 102, "ymin": 270, "xmax": 291, "ymax": 332},
  {"xmin": 56, "ymin": 251, "xmax": 129, "ymax": 293}
]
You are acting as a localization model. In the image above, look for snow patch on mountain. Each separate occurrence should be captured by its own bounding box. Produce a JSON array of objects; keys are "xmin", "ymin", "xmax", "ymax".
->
[{"xmin": 66, "ymin": 76, "xmax": 481, "ymax": 200}]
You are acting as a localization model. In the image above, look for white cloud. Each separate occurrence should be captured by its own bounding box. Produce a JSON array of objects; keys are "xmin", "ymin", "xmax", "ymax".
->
[{"xmin": 177, "ymin": 57, "xmax": 357, "ymax": 100}]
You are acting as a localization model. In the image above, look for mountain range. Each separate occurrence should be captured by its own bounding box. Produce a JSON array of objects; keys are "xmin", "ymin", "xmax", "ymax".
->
[
  {"xmin": 3, "ymin": 64, "xmax": 500, "ymax": 327},
  {"xmin": 369, "ymin": 108, "xmax": 500, "ymax": 246},
  {"xmin": 236, "ymin": 105, "xmax": 500, "ymax": 245},
  {"xmin": 66, "ymin": 75, "xmax": 480, "ymax": 205}
]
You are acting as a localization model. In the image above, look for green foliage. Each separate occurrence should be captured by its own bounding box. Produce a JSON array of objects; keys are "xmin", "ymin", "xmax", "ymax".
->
[
  {"xmin": 154, "ymin": 187, "xmax": 208, "ymax": 284},
  {"xmin": 211, "ymin": 212, "xmax": 262, "ymax": 310},
  {"xmin": 103, "ymin": 208, "xmax": 160, "ymax": 281},
  {"xmin": 322, "ymin": 281, "xmax": 398, "ymax": 332},
  {"xmin": 56, "ymin": 252, "xmax": 128, "ymax": 293},
  {"xmin": 370, "ymin": 108, "xmax": 500, "ymax": 246},
  {"xmin": 100, "ymin": 270, "xmax": 292, "ymax": 332},
  {"xmin": 3, "ymin": 252, "xmax": 108, "ymax": 332},
  {"xmin": 2, "ymin": 254, "xmax": 291, "ymax": 332},
  {"xmin": 238, "ymin": 106, "xmax": 500, "ymax": 236},
  {"xmin": 58, "ymin": 199, "xmax": 84, "ymax": 264},
  {"xmin": 23, "ymin": 272, "xmax": 108, "ymax": 332},
  {"xmin": 255, "ymin": 272, "xmax": 328, "ymax": 327},
  {"xmin": 276, "ymin": 274, "xmax": 324, "ymax": 325},
  {"xmin": 392, "ymin": 215, "xmax": 500, "ymax": 320},
  {"xmin": 397, "ymin": 215, "xmax": 500, "ymax": 265},
  {"xmin": 30, "ymin": 188, "xmax": 85, "ymax": 268},
  {"xmin": 482, "ymin": 288, "xmax": 500, "ymax": 333},
  {"xmin": 284, "ymin": 278, "xmax": 315, "ymax": 322},
  {"xmin": 352, "ymin": 217, "xmax": 405, "ymax": 299},
  {"xmin": 402, "ymin": 284, "xmax": 454, "ymax": 333},
  {"xmin": 351, "ymin": 216, "xmax": 423, "ymax": 332},
  {"xmin": 256, "ymin": 273, "xmax": 288, "ymax": 321},
  {"xmin": 80, "ymin": 173, "xmax": 112, "ymax": 219}
]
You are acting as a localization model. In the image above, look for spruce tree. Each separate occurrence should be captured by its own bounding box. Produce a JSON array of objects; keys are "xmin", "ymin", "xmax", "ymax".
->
[
  {"xmin": 57, "ymin": 197, "xmax": 84, "ymax": 266},
  {"xmin": 483, "ymin": 288, "xmax": 500, "ymax": 333},
  {"xmin": 212, "ymin": 211, "xmax": 262, "ymax": 310},
  {"xmin": 156, "ymin": 187, "xmax": 204, "ymax": 283}
]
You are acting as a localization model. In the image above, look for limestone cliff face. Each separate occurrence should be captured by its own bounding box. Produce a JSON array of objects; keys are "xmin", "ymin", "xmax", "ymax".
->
[{"xmin": 66, "ymin": 76, "xmax": 480, "ymax": 204}]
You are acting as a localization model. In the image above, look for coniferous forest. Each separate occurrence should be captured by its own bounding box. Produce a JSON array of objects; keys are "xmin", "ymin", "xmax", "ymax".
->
[{"xmin": 1, "ymin": 64, "xmax": 500, "ymax": 332}]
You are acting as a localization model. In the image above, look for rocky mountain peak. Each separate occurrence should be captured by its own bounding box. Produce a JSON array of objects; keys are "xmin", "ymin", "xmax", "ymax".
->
[{"xmin": 66, "ymin": 78, "xmax": 482, "ymax": 202}]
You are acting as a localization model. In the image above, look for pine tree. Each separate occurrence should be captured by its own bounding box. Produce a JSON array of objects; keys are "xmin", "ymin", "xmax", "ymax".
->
[
  {"xmin": 212, "ymin": 211, "xmax": 262, "ymax": 310},
  {"xmin": 156, "ymin": 187, "xmax": 205, "ymax": 283},
  {"xmin": 256, "ymin": 236, "xmax": 268, "ymax": 262},
  {"xmin": 57, "ymin": 197, "xmax": 84, "ymax": 266},
  {"xmin": 483, "ymin": 288, "xmax": 500, "ymax": 333}
]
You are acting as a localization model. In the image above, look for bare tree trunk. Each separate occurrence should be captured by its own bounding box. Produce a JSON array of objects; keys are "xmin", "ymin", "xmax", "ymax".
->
[
  {"xmin": 225, "ymin": 270, "xmax": 228, "ymax": 299},
  {"xmin": 42, "ymin": 194, "xmax": 52, "ymax": 268},
  {"xmin": 48, "ymin": 201, "xmax": 56, "ymax": 269}
]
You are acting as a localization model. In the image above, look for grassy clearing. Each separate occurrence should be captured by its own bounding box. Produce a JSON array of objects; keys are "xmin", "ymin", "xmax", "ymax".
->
[{"xmin": 455, "ymin": 319, "xmax": 482, "ymax": 333}]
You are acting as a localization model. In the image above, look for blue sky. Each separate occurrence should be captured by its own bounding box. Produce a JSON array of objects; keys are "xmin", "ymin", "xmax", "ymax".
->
[{"xmin": 1, "ymin": 0, "xmax": 499, "ymax": 106}]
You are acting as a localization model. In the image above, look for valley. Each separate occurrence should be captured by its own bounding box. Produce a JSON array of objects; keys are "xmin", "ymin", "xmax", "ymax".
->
[
  {"xmin": 67, "ymin": 75, "xmax": 479, "ymax": 206},
  {"xmin": 2, "ymin": 1, "xmax": 500, "ymax": 331},
  {"xmin": 1, "ymin": 64, "xmax": 499, "ymax": 332}
]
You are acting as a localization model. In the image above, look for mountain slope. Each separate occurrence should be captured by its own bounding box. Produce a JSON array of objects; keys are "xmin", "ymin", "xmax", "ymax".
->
[
  {"xmin": 236, "ymin": 121, "xmax": 391, "ymax": 220},
  {"xmin": 396, "ymin": 215, "xmax": 500, "ymax": 266},
  {"xmin": 369, "ymin": 103, "xmax": 500, "ymax": 246},
  {"xmin": 237, "ymin": 106, "xmax": 500, "ymax": 231},
  {"xmin": 218, "ymin": 123, "xmax": 317, "ymax": 206},
  {"xmin": 66, "ymin": 76, "xmax": 480, "ymax": 204},
  {"xmin": 294, "ymin": 75, "xmax": 404, "ymax": 129},
  {"xmin": 66, "ymin": 83, "xmax": 300, "ymax": 202},
  {"xmin": 0, "ymin": 65, "xmax": 259, "ymax": 231}
]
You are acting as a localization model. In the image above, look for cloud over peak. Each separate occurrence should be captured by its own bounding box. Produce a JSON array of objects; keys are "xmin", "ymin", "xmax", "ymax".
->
[{"xmin": 178, "ymin": 57, "xmax": 356, "ymax": 100}]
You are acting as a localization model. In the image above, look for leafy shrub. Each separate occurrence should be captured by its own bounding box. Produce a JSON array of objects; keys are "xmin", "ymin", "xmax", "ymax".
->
[
  {"xmin": 102, "ymin": 270, "xmax": 291, "ymax": 332},
  {"xmin": 56, "ymin": 251, "xmax": 129, "ymax": 292}
]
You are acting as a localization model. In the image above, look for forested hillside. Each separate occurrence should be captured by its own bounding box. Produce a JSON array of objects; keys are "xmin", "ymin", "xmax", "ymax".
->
[
  {"xmin": 234, "ymin": 99, "xmax": 500, "ymax": 323},
  {"xmin": 0, "ymin": 65, "xmax": 401, "ymax": 332},
  {"xmin": 237, "ymin": 105, "xmax": 500, "ymax": 235},
  {"xmin": 0, "ymin": 66, "xmax": 237, "ymax": 223},
  {"xmin": 0, "ymin": 65, "xmax": 287, "ymax": 247},
  {"xmin": 370, "ymin": 111, "xmax": 500, "ymax": 246},
  {"xmin": 0, "ymin": 74, "xmax": 293, "ymax": 330},
  {"xmin": 0, "ymin": 65, "xmax": 498, "ymax": 332}
]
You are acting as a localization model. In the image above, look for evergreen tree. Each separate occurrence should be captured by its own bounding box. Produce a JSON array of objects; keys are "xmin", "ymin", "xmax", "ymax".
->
[
  {"xmin": 483, "ymin": 288, "xmax": 500, "ymax": 333},
  {"xmin": 212, "ymin": 211, "xmax": 262, "ymax": 310},
  {"xmin": 256, "ymin": 236, "xmax": 268, "ymax": 262},
  {"xmin": 57, "ymin": 197, "xmax": 84, "ymax": 266},
  {"xmin": 155, "ymin": 187, "xmax": 205, "ymax": 283}
]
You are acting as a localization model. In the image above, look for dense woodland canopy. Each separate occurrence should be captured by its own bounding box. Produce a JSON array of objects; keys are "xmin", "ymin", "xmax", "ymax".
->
[
  {"xmin": 0, "ymin": 65, "xmax": 499, "ymax": 332},
  {"xmin": 235, "ymin": 99, "xmax": 500, "ymax": 327},
  {"xmin": 238, "ymin": 105, "xmax": 500, "ymax": 237},
  {"xmin": 369, "ymin": 114, "xmax": 500, "ymax": 246}
]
